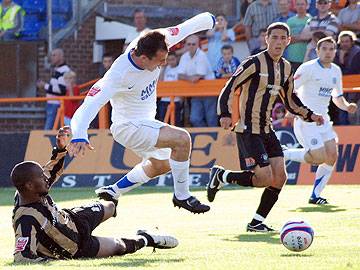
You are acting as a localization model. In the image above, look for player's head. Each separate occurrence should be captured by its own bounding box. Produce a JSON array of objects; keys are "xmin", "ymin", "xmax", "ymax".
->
[
  {"xmin": 11, "ymin": 161, "xmax": 50, "ymax": 196},
  {"xmin": 316, "ymin": 36, "xmax": 336, "ymax": 64},
  {"xmin": 338, "ymin": 31, "xmax": 357, "ymax": 51},
  {"xmin": 166, "ymin": 51, "xmax": 178, "ymax": 68},
  {"xmin": 134, "ymin": 31, "xmax": 168, "ymax": 71},
  {"xmin": 221, "ymin": 44, "xmax": 234, "ymax": 62},
  {"xmin": 266, "ymin": 22, "xmax": 290, "ymax": 58}
]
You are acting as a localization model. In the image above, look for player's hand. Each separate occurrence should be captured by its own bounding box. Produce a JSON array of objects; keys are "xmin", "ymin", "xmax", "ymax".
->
[
  {"xmin": 310, "ymin": 114, "xmax": 324, "ymax": 126},
  {"xmin": 347, "ymin": 103, "xmax": 358, "ymax": 114},
  {"xmin": 67, "ymin": 141, "xmax": 94, "ymax": 157},
  {"xmin": 220, "ymin": 117, "xmax": 232, "ymax": 130},
  {"xmin": 56, "ymin": 126, "xmax": 71, "ymax": 150}
]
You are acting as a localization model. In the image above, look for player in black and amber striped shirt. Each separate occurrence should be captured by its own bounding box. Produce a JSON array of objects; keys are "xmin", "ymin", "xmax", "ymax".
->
[
  {"xmin": 11, "ymin": 127, "xmax": 178, "ymax": 263},
  {"xmin": 207, "ymin": 22, "xmax": 324, "ymax": 232}
]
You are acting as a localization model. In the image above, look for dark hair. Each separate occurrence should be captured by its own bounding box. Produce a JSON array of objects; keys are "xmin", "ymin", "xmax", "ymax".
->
[
  {"xmin": 312, "ymin": 31, "xmax": 327, "ymax": 41},
  {"xmin": 259, "ymin": 28, "xmax": 267, "ymax": 34},
  {"xmin": 102, "ymin": 53, "xmax": 113, "ymax": 59},
  {"xmin": 168, "ymin": 51, "xmax": 177, "ymax": 57},
  {"xmin": 134, "ymin": 31, "xmax": 168, "ymax": 59},
  {"xmin": 267, "ymin": 22, "xmax": 290, "ymax": 36},
  {"xmin": 133, "ymin": 8, "xmax": 145, "ymax": 16},
  {"xmin": 216, "ymin": 14, "xmax": 227, "ymax": 19},
  {"xmin": 221, "ymin": 44, "xmax": 234, "ymax": 53},
  {"xmin": 10, "ymin": 161, "xmax": 40, "ymax": 192},
  {"xmin": 317, "ymin": 36, "xmax": 336, "ymax": 50}
]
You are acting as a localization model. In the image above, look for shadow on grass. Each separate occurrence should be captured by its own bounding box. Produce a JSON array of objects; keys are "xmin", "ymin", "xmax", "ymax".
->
[
  {"xmin": 0, "ymin": 187, "xmax": 177, "ymax": 206},
  {"xmin": 280, "ymin": 253, "xmax": 313, "ymax": 257},
  {"xmin": 222, "ymin": 233, "xmax": 280, "ymax": 244},
  {"xmin": 6, "ymin": 257, "xmax": 185, "ymax": 267},
  {"xmin": 290, "ymin": 205, "xmax": 346, "ymax": 213}
]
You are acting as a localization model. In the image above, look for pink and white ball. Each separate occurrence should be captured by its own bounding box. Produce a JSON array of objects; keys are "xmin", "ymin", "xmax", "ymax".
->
[{"xmin": 280, "ymin": 220, "xmax": 314, "ymax": 252}]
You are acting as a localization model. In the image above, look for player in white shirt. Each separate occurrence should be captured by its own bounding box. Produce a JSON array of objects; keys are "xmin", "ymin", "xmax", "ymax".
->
[
  {"xmin": 283, "ymin": 37, "xmax": 358, "ymax": 204},
  {"xmin": 68, "ymin": 12, "xmax": 216, "ymax": 214}
]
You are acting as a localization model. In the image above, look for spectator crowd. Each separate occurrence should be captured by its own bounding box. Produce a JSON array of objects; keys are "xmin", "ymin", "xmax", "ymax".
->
[{"xmin": 1, "ymin": 0, "xmax": 359, "ymax": 128}]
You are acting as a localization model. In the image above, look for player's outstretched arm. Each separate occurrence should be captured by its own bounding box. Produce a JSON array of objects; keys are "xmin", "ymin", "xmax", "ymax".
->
[
  {"xmin": 43, "ymin": 126, "xmax": 72, "ymax": 187},
  {"xmin": 333, "ymin": 95, "xmax": 358, "ymax": 114},
  {"xmin": 70, "ymin": 83, "xmax": 118, "ymax": 157}
]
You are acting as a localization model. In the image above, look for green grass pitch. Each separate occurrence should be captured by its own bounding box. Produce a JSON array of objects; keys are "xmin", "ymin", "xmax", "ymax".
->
[{"xmin": 1, "ymin": 185, "xmax": 360, "ymax": 270}]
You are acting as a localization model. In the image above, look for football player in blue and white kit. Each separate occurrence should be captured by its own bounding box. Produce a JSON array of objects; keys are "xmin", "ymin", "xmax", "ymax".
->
[
  {"xmin": 68, "ymin": 13, "xmax": 216, "ymax": 214},
  {"xmin": 283, "ymin": 37, "xmax": 358, "ymax": 204}
]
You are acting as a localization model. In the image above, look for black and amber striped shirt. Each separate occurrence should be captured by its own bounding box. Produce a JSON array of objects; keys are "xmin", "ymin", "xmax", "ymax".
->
[
  {"xmin": 12, "ymin": 148, "xmax": 82, "ymax": 263},
  {"xmin": 218, "ymin": 50, "xmax": 314, "ymax": 134}
]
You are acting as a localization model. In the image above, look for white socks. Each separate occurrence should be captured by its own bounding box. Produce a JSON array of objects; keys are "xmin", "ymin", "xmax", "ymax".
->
[
  {"xmin": 311, "ymin": 164, "xmax": 334, "ymax": 198},
  {"xmin": 112, "ymin": 163, "xmax": 151, "ymax": 196},
  {"xmin": 169, "ymin": 159, "xmax": 191, "ymax": 200},
  {"xmin": 283, "ymin": 148, "xmax": 307, "ymax": 163}
]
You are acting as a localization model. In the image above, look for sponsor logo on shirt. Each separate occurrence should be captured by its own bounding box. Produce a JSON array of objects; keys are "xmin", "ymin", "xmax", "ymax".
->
[
  {"xmin": 294, "ymin": 74, "xmax": 301, "ymax": 80},
  {"xmin": 245, "ymin": 157, "xmax": 256, "ymax": 168},
  {"xmin": 140, "ymin": 80, "xmax": 156, "ymax": 100},
  {"xmin": 15, "ymin": 237, "xmax": 29, "ymax": 252},
  {"xmin": 318, "ymin": 87, "xmax": 333, "ymax": 97},
  {"xmin": 168, "ymin": 27, "xmax": 179, "ymax": 36},
  {"xmin": 87, "ymin": 86, "xmax": 101, "ymax": 96}
]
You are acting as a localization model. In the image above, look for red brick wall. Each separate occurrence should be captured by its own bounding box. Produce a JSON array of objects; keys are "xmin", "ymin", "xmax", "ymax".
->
[
  {"xmin": 60, "ymin": 13, "xmax": 99, "ymax": 85},
  {"xmin": 106, "ymin": 0, "xmax": 237, "ymax": 16}
]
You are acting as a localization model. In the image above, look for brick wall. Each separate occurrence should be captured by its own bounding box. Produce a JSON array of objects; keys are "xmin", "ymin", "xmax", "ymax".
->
[
  {"xmin": 106, "ymin": 0, "xmax": 237, "ymax": 16},
  {"xmin": 59, "ymin": 13, "xmax": 99, "ymax": 84}
]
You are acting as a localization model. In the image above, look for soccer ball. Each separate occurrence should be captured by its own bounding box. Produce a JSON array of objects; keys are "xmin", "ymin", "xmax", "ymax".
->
[{"xmin": 280, "ymin": 220, "xmax": 314, "ymax": 252}]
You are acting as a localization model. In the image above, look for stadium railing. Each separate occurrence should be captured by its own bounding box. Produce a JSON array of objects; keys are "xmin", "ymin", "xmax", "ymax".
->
[{"xmin": 0, "ymin": 74, "xmax": 359, "ymax": 130}]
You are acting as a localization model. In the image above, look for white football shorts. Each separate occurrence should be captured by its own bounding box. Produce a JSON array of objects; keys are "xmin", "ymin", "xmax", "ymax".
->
[
  {"xmin": 293, "ymin": 117, "xmax": 338, "ymax": 150},
  {"xmin": 110, "ymin": 119, "xmax": 171, "ymax": 160}
]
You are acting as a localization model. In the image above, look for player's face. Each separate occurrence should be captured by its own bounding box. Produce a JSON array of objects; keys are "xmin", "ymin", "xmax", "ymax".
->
[
  {"xmin": 266, "ymin": 29, "xmax": 290, "ymax": 58},
  {"xmin": 143, "ymin": 50, "xmax": 168, "ymax": 71},
  {"xmin": 317, "ymin": 41, "xmax": 336, "ymax": 64},
  {"xmin": 28, "ymin": 166, "xmax": 50, "ymax": 196}
]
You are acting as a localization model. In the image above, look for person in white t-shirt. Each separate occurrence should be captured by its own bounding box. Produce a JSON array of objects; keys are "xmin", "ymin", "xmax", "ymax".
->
[
  {"xmin": 178, "ymin": 35, "xmax": 217, "ymax": 127},
  {"xmin": 157, "ymin": 51, "xmax": 183, "ymax": 126},
  {"xmin": 68, "ymin": 13, "xmax": 216, "ymax": 214},
  {"xmin": 283, "ymin": 37, "xmax": 358, "ymax": 205}
]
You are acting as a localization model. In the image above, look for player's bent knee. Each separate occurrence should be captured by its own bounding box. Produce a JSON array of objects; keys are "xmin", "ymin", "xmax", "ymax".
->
[
  {"xmin": 309, "ymin": 148, "xmax": 327, "ymax": 164},
  {"xmin": 254, "ymin": 167, "xmax": 273, "ymax": 187},
  {"xmin": 173, "ymin": 130, "xmax": 191, "ymax": 148}
]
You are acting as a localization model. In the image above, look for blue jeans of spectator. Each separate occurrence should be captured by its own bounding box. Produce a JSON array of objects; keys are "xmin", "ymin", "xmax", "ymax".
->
[
  {"xmin": 44, "ymin": 103, "xmax": 60, "ymax": 130},
  {"xmin": 190, "ymin": 97, "xmax": 218, "ymax": 127},
  {"xmin": 157, "ymin": 101, "xmax": 183, "ymax": 127},
  {"xmin": 337, "ymin": 109, "xmax": 349, "ymax": 125}
]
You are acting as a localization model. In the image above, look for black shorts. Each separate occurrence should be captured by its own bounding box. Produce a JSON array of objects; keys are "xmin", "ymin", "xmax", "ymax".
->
[
  {"xmin": 236, "ymin": 131, "xmax": 283, "ymax": 170},
  {"xmin": 68, "ymin": 201, "xmax": 105, "ymax": 258}
]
